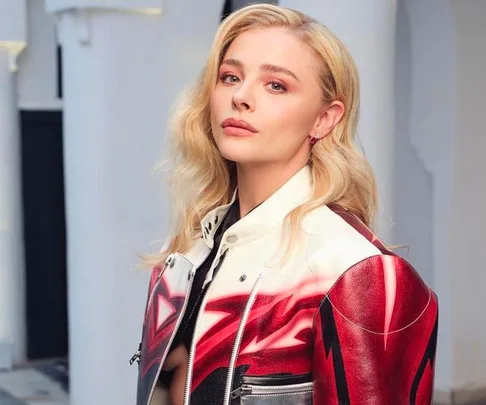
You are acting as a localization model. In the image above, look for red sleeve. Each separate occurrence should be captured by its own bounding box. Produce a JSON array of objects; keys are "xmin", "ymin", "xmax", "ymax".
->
[{"xmin": 312, "ymin": 254, "xmax": 438, "ymax": 405}]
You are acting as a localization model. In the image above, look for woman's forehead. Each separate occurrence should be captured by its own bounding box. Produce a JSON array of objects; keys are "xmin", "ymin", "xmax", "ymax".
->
[{"xmin": 222, "ymin": 27, "xmax": 321, "ymax": 76}]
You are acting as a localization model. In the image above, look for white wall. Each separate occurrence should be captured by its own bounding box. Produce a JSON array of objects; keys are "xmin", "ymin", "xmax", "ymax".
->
[
  {"xmin": 0, "ymin": 0, "xmax": 26, "ymax": 43},
  {"xmin": 0, "ymin": 49, "xmax": 26, "ymax": 368},
  {"xmin": 52, "ymin": 2, "xmax": 225, "ymax": 404},
  {"xmin": 46, "ymin": 0, "xmax": 162, "ymax": 14},
  {"xmin": 394, "ymin": 0, "xmax": 457, "ymax": 394},
  {"xmin": 393, "ymin": 0, "xmax": 433, "ymax": 286},
  {"xmin": 17, "ymin": 0, "xmax": 59, "ymax": 109},
  {"xmin": 0, "ymin": 0, "xmax": 27, "ymax": 368},
  {"xmin": 397, "ymin": 0, "xmax": 486, "ymax": 400},
  {"xmin": 451, "ymin": 0, "xmax": 486, "ymax": 394}
]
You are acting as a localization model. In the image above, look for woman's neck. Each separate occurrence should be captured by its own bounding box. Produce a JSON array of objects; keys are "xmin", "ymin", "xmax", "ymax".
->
[{"xmin": 235, "ymin": 161, "xmax": 308, "ymax": 218}]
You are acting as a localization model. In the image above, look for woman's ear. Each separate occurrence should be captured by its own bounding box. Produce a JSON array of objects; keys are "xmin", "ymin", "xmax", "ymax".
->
[{"xmin": 311, "ymin": 100, "xmax": 345, "ymax": 138}]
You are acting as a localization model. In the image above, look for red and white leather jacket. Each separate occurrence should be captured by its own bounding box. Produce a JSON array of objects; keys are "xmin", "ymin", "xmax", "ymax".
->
[{"xmin": 134, "ymin": 165, "xmax": 438, "ymax": 405}]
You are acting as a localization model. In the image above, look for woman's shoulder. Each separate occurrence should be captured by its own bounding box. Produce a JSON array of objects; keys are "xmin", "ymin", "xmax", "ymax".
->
[
  {"xmin": 305, "ymin": 204, "xmax": 436, "ymax": 332},
  {"xmin": 305, "ymin": 203, "xmax": 386, "ymax": 278},
  {"xmin": 305, "ymin": 203, "xmax": 433, "ymax": 295}
]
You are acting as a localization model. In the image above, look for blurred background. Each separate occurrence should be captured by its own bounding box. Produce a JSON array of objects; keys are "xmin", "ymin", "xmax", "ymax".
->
[{"xmin": 0, "ymin": 0, "xmax": 484, "ymax": 404}]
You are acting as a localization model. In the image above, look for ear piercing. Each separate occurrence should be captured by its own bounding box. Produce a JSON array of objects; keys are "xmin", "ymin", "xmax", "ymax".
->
[{"xmin": 310, "ymin": 133, "xmax": 321, "ymax": 145}]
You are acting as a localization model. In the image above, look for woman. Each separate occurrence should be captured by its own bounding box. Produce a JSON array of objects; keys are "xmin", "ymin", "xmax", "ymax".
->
[{"xmin": 132, "ymin": 4, "xmax": 438, "ymax": 405}]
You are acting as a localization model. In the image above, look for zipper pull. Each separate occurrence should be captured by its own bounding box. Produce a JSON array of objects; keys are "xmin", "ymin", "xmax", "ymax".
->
[
  {"xmin": 129, "ymin": 343, "xmax": 142, "ymax": 365},
  {"xmin": 165, "ymin": 254, "xmax": 176, "ymax": 268},
  {"xmin": 230, "ymin": 385, "xmax": 252, "ymax": 399},
  {"xmin": 157, "ymin": 254, "xmax": 175, "ymax": 281}
]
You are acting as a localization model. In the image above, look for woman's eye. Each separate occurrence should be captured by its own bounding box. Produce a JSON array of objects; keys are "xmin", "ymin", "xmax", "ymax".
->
[
  {"xmin": 221, "ymin": 74, "xmax": 240, "ymax": 83},
  {"xmin": 267, "ymin": 81, "xmax": 287, "ymax": 93}
]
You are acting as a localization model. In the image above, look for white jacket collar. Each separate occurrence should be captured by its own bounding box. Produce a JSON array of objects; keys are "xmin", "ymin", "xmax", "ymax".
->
[{"xmin": 200, "ymin": 164, "xmax": 313, "ymax": 249}]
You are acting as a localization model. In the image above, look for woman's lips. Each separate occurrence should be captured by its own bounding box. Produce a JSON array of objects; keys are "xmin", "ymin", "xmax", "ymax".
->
[
  {"xmin": 221, "ymin": 117, "xmax": 258, "ymax": 137},
  {"xmin": 223, "ymin": 126, "xmax": 257, "ymax": 136}
]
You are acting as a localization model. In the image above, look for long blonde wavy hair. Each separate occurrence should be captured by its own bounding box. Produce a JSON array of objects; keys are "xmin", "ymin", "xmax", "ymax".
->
[{"xmin": 144, "ymin": 4, "xmax": 377, "ymax": 267}]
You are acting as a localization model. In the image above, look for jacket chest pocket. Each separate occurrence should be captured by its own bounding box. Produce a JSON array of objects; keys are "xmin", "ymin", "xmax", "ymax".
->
[{"xmin": 230, "ymin": 374, "xmax": 313, "ymax": 405}]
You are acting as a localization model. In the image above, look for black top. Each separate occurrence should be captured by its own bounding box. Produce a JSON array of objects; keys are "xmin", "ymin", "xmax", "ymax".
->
[
  {"xmin": 176, "ymin": 198, "xmax": 242, "ymax": 350},
  {"xmin": 158, "ymin": 198, "xmax": 242, "ymax": 388}
]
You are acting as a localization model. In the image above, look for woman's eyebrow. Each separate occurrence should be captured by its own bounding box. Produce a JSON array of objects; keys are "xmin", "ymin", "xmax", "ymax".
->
[
  {"xmin": 260, "ymin": 63, "xmax": 300, "ymax": 82},
  {"xmin": 221, "ymin": 58, "xmax": 244, "ymax": 68},
  {"xmin": 221, "ymin": 58, "xmax": 300, "ymax": 82}
]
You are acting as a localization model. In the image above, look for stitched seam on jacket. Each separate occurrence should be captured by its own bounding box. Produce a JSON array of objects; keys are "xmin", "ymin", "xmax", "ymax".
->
[{"xmin": 310, "ymin": 254, "xmax": 434, "ymax": 334}]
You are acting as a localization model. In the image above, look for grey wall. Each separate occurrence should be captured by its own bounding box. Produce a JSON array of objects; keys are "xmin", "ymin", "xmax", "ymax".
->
[
  {"xmin": 451, "ymin": 0, "xmax": 486, "ymax": 392},
  {"xmin": 393, "ymin": 0, "xmax": 456, "ymax": 393}
]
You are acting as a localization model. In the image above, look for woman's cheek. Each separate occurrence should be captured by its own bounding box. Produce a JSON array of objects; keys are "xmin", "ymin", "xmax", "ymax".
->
[{"xmin": 271, "ymin": 108, "xmax": 297, "ymax": 132}]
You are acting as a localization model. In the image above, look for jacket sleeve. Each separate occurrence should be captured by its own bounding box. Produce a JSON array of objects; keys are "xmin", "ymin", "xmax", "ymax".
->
[{"xmin": 312, "ymin": 254, "xmax": 438, "ymax": 405}]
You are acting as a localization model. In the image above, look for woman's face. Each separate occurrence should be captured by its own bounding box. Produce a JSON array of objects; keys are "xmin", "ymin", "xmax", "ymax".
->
[{"xmin": 210, "ymin": 27, "xmax": 327, "ymax": 167}]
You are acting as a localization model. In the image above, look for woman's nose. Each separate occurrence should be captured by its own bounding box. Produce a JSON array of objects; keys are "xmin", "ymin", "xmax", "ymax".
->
[{"xmin": 232, "ymin": 85, "xmax": 255, "ymax": 112}]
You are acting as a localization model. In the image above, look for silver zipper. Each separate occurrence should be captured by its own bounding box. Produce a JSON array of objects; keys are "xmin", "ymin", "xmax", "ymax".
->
[
  {"xmin": 183, "ymin": 247, "xmax": 229, "ymax": 405},
  {"xmin": 230, "ymin": 381, "xmax": 313, "ymax": 399},
  {"xmin": 145, "ymin": 251, "xmax": 211, "ymax": 405},
  {"xmin": 223, "ymin": 273, "xmax": 265, "ymax": 405}
]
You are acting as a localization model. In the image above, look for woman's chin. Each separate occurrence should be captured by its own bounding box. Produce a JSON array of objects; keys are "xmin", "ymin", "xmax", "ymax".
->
[{"xmin": 217, "ymin": 144, "xmax": 258, "ymax": 164}]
